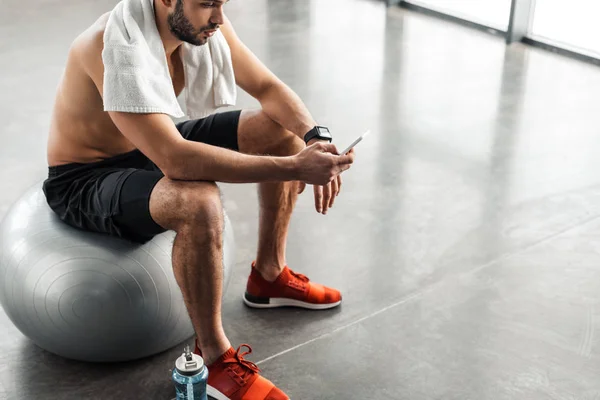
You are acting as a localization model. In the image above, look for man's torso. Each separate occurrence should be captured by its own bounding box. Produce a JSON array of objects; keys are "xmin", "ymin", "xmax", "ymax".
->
[{"xmin": 47, "ymin": 13, "xmax": 185, "ymax": 166}]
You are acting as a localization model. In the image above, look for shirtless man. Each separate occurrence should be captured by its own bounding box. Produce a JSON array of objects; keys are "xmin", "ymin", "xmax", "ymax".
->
[{"xmin": 43, "ymin": 0, "xmax": 354, "ymax": 398}]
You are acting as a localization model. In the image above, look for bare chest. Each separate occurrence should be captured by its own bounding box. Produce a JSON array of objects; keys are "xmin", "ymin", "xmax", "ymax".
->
[{"xmin": 168, "ymin": 49, "xmax": 185, "ymax": 97}]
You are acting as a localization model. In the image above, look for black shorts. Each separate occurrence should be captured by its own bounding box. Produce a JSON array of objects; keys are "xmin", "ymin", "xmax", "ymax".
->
[{"xmin": 43, "ymin": 111, "xmax": 241, "ymax": 243}]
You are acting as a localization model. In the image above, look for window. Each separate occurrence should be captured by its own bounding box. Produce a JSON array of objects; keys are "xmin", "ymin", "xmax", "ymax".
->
[
  {"xmin": 405, "ymin": 0, "xmax": 513, "ymax": 30},
  {"xmin": 529, "ymin": 0, "xmax": 600, "ymax": 58}
]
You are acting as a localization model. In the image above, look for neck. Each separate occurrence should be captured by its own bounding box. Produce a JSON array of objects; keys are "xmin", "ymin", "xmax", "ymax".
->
[{"xmin": 154, "ymin": 0, "xmax": 183, "ymax": 58}]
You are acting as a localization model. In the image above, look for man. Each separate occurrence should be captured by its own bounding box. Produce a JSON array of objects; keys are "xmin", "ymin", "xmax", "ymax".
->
[{"xmin": 43, "ymin": 0, "xmax": 354, "ymax": 398}]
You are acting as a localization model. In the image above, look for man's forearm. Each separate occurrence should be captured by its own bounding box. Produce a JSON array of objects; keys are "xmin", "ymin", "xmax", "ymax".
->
[
  {"xmin": 165, "ymin": 139, "xmax": 297, "ymax": 183},
  {"xmin": 259, "ymin": 81, "xmax": 317, "ymax": 139}
]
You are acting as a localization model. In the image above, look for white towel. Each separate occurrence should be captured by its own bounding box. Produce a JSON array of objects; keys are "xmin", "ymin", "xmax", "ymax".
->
[{"xmin": 102, "ymin": 0, "xmax": 237, "ymax": 119}]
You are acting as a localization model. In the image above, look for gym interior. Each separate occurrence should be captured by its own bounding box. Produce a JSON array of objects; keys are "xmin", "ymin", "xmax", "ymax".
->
[{"xmin": 1, "ymin": 0, "xmax": 600, "ymax": 398}]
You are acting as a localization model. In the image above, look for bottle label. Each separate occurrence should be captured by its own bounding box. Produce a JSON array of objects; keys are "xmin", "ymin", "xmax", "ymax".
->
[{"xmin": 187, "ymin": 382, "xmax": 194, "ymax": 398}]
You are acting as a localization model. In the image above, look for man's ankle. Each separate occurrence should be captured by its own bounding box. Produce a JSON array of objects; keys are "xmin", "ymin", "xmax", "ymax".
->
[
  {"xmin": 253, "ymin": 260, "xmax": 284, "ymax": 282},
  {"xmin": 196, "ymin": 338, "xmax": 232, "ymax": 365}
]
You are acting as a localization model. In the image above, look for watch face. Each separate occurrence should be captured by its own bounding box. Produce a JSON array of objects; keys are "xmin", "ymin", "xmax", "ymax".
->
[{"xmin": 317, "ymin": 127, "xmax": 332, "ymax": 138}]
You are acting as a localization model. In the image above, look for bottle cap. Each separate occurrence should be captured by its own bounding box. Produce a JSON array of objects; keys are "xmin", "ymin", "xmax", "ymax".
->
[{"xmin": 175, "ymin": 345, "xmax": 205, "ymax": 376}]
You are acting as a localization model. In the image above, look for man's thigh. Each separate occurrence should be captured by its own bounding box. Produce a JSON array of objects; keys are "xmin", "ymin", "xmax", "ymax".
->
[
  {"xmin": 44, "ymin": 164, "xmax": 164, "ymax": 243},
  {"xmin": 175, "ymin": 110, "xmax": 242, "ymax": 151},
  {"xmin": 112, "ymin": 169, "xmax": 167, "ymax": 243},
  {"xmin": 175, "ymin": 109, "xmax": 303, "ymax": 156},
  {"xmin": 236, "ymin": 109, "xmax": 304, "ymax": 156}
]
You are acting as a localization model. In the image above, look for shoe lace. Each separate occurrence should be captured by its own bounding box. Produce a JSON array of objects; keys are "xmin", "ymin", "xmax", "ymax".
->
[
  {"xmin": 289, "ymin": 269, "xmax": 310, "ymax": 283},
  {"xmin": 223, "ymin": 344, "xmax": 260, "ymax": 384}
]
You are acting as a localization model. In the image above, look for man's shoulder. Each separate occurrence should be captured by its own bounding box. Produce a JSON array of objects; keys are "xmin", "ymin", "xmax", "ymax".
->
[
  {"xmin": 75, "ymin": 13, "xmax": 109, "ymax": 53},
  {"xmin": 68, "ymin": 13, "xmax": 110, "ymax": 71}
]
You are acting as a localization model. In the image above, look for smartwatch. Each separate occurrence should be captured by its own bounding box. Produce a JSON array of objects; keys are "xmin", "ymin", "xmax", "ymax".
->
[{"xmin": 303, "ymin": 126, "xmax": 332, "ymax": 143}]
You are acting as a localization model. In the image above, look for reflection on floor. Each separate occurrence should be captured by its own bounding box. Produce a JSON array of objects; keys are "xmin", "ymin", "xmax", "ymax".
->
[{"xmin": 2, "ymin": 0, "xmax": 600, "ymax": 398}]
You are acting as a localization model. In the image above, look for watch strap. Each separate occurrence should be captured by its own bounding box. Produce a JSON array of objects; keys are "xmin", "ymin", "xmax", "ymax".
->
[{"xmin": 303, "ymin": 126, "xmax": 332, "ymax": 143}]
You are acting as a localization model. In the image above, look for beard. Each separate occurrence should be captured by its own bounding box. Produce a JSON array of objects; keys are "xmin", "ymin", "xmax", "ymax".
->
[{"xmin": 167, "ymin": 0, "xmax": 217, "ymax": 46}]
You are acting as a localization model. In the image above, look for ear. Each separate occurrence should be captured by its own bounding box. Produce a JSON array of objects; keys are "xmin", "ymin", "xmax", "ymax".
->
[{"xmin": 159, "ymin": 0, "xmax": 175, "ymax": 7}]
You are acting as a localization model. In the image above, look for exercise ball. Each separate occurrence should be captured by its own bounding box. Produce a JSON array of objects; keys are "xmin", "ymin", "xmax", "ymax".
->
[{"xmin": 0, "ymin": 182, "xmax": 235, "ymax": 363}]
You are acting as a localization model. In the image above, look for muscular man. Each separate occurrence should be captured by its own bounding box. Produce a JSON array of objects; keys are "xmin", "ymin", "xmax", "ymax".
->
[{"xmin": 43, "ymin": 0, "xmax": 354, "ymax": 398}]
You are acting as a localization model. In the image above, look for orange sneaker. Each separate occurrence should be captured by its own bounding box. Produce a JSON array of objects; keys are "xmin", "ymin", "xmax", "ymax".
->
[
  {"xmin": 243, "ymin": 262, "xmax": 342, "ymax": 310},
  {"xmin": 194, "ymin": 342, "xmax": 289, "ymax": 400}
]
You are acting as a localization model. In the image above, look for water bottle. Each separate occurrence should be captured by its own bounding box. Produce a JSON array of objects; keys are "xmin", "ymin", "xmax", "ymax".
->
[{"xmin": 172, "ymin": 345, "xmax": 209, "ymax": 400}]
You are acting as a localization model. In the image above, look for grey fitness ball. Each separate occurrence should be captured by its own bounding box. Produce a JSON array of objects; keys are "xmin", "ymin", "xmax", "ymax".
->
[{"xmin": 0, "ymin": 182, "xmax": 234, "ymax": 362}]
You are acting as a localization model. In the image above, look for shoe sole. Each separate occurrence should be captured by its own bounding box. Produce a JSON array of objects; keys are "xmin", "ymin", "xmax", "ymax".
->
[
  {"xmin": 208, "ymin": 385, "xmax": 290, "ymax": 400},
  {"xmin": 243, "ymin": 292, "xmax": 342, "ymax": 310},
  {"xmin": 207, "ymin": 385, "xmax": 228, "ymax": 400}
]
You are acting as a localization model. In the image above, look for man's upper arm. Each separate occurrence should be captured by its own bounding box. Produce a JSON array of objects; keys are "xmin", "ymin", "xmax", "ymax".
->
[
  {"xmin": 108, "ymin": 112, "xmax": 185, "ymax": 175},
  {"xmin": 220, "ymin": 16, "xmax": 280, "ymax": 99}
]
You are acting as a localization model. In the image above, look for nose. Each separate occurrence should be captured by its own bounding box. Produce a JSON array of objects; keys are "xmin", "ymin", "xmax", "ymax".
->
[{"xmin": 211, "ymin": 6, "xmax": 225, "ymax": 27}]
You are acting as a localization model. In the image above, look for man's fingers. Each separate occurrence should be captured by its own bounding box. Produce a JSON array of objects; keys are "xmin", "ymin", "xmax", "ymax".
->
[
  {"xmin": 336, "ymin": 152, "xmax": 355, "ymax": 166},
  {"xmin": 337, "ymin": 175, "xmax": 342, "ymax": 196},
  {"xmin": 298, "ymin": 181, "xmax": 306, "ymax": 194},
  {"xmin": 314, "ymin": 185, "xmax": 323, "ymax": 213},
  {"xmin": 336, "ymin": 163, "xmax": 352, "ymax": 174},
  {"xmin": 322, "ymin": 182, "xmax": 331, "ymax": 214},
  {"xmin": 329, "ymin": 179, "xmax": 338, "ymax": 207},
  {"xmin": 320, "ymin": 143, "xmax": 340, "ymax": 155}
]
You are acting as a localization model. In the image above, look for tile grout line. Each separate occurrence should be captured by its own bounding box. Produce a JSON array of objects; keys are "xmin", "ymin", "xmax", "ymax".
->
[
  {"xmin": 467, "ymin": 212, "xmax": 600, "ymax": 277},
  {"xmin": 257, "ymin": 212, "xmax": 600, "ymax": 366},
  {"xmin": 256, "ymin": 288, "xmax": 431, "ymax": 365}
]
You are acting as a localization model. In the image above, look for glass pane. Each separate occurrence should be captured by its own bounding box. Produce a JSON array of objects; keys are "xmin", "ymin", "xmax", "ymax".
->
[
  {"xmin": 530, "ymin": 0, "xmax": 600, "ymax": 58},
  {"xmin": 405, "ymin": 0, "xmax": 513, "ymax": 30}
]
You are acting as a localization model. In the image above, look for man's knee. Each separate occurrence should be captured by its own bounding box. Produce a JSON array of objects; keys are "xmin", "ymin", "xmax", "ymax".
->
[
  {"xmin": 238, "ymin": 109, "xmax": 305, "ymax": 156},
  {"xmin": 276, "ymin": 130, "xmax": 305, "ymax": 156},
  {"xmin": 181, "ymin": 183, "xmax": 222, "ymax": 225},
  {"xmin": 150, "ymin": 179, "xmax": 223, "ymax": 234}
]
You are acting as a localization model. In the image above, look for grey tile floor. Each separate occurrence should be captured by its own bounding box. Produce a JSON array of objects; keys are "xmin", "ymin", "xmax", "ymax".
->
[{"xmin": 2, "ymin": 0, "xmax": 600, "ymax": 398}]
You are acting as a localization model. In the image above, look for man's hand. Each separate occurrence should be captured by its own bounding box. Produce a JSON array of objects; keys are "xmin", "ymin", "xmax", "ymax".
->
[{"xmin": 296, "ymin": 139, "xmax": 355, "ymax": 215}]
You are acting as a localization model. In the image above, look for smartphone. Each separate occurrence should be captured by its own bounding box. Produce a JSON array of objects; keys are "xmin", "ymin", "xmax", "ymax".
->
[{"xmin": 339, "ymin": 130, "xmax": 370, "ymax": 155}]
